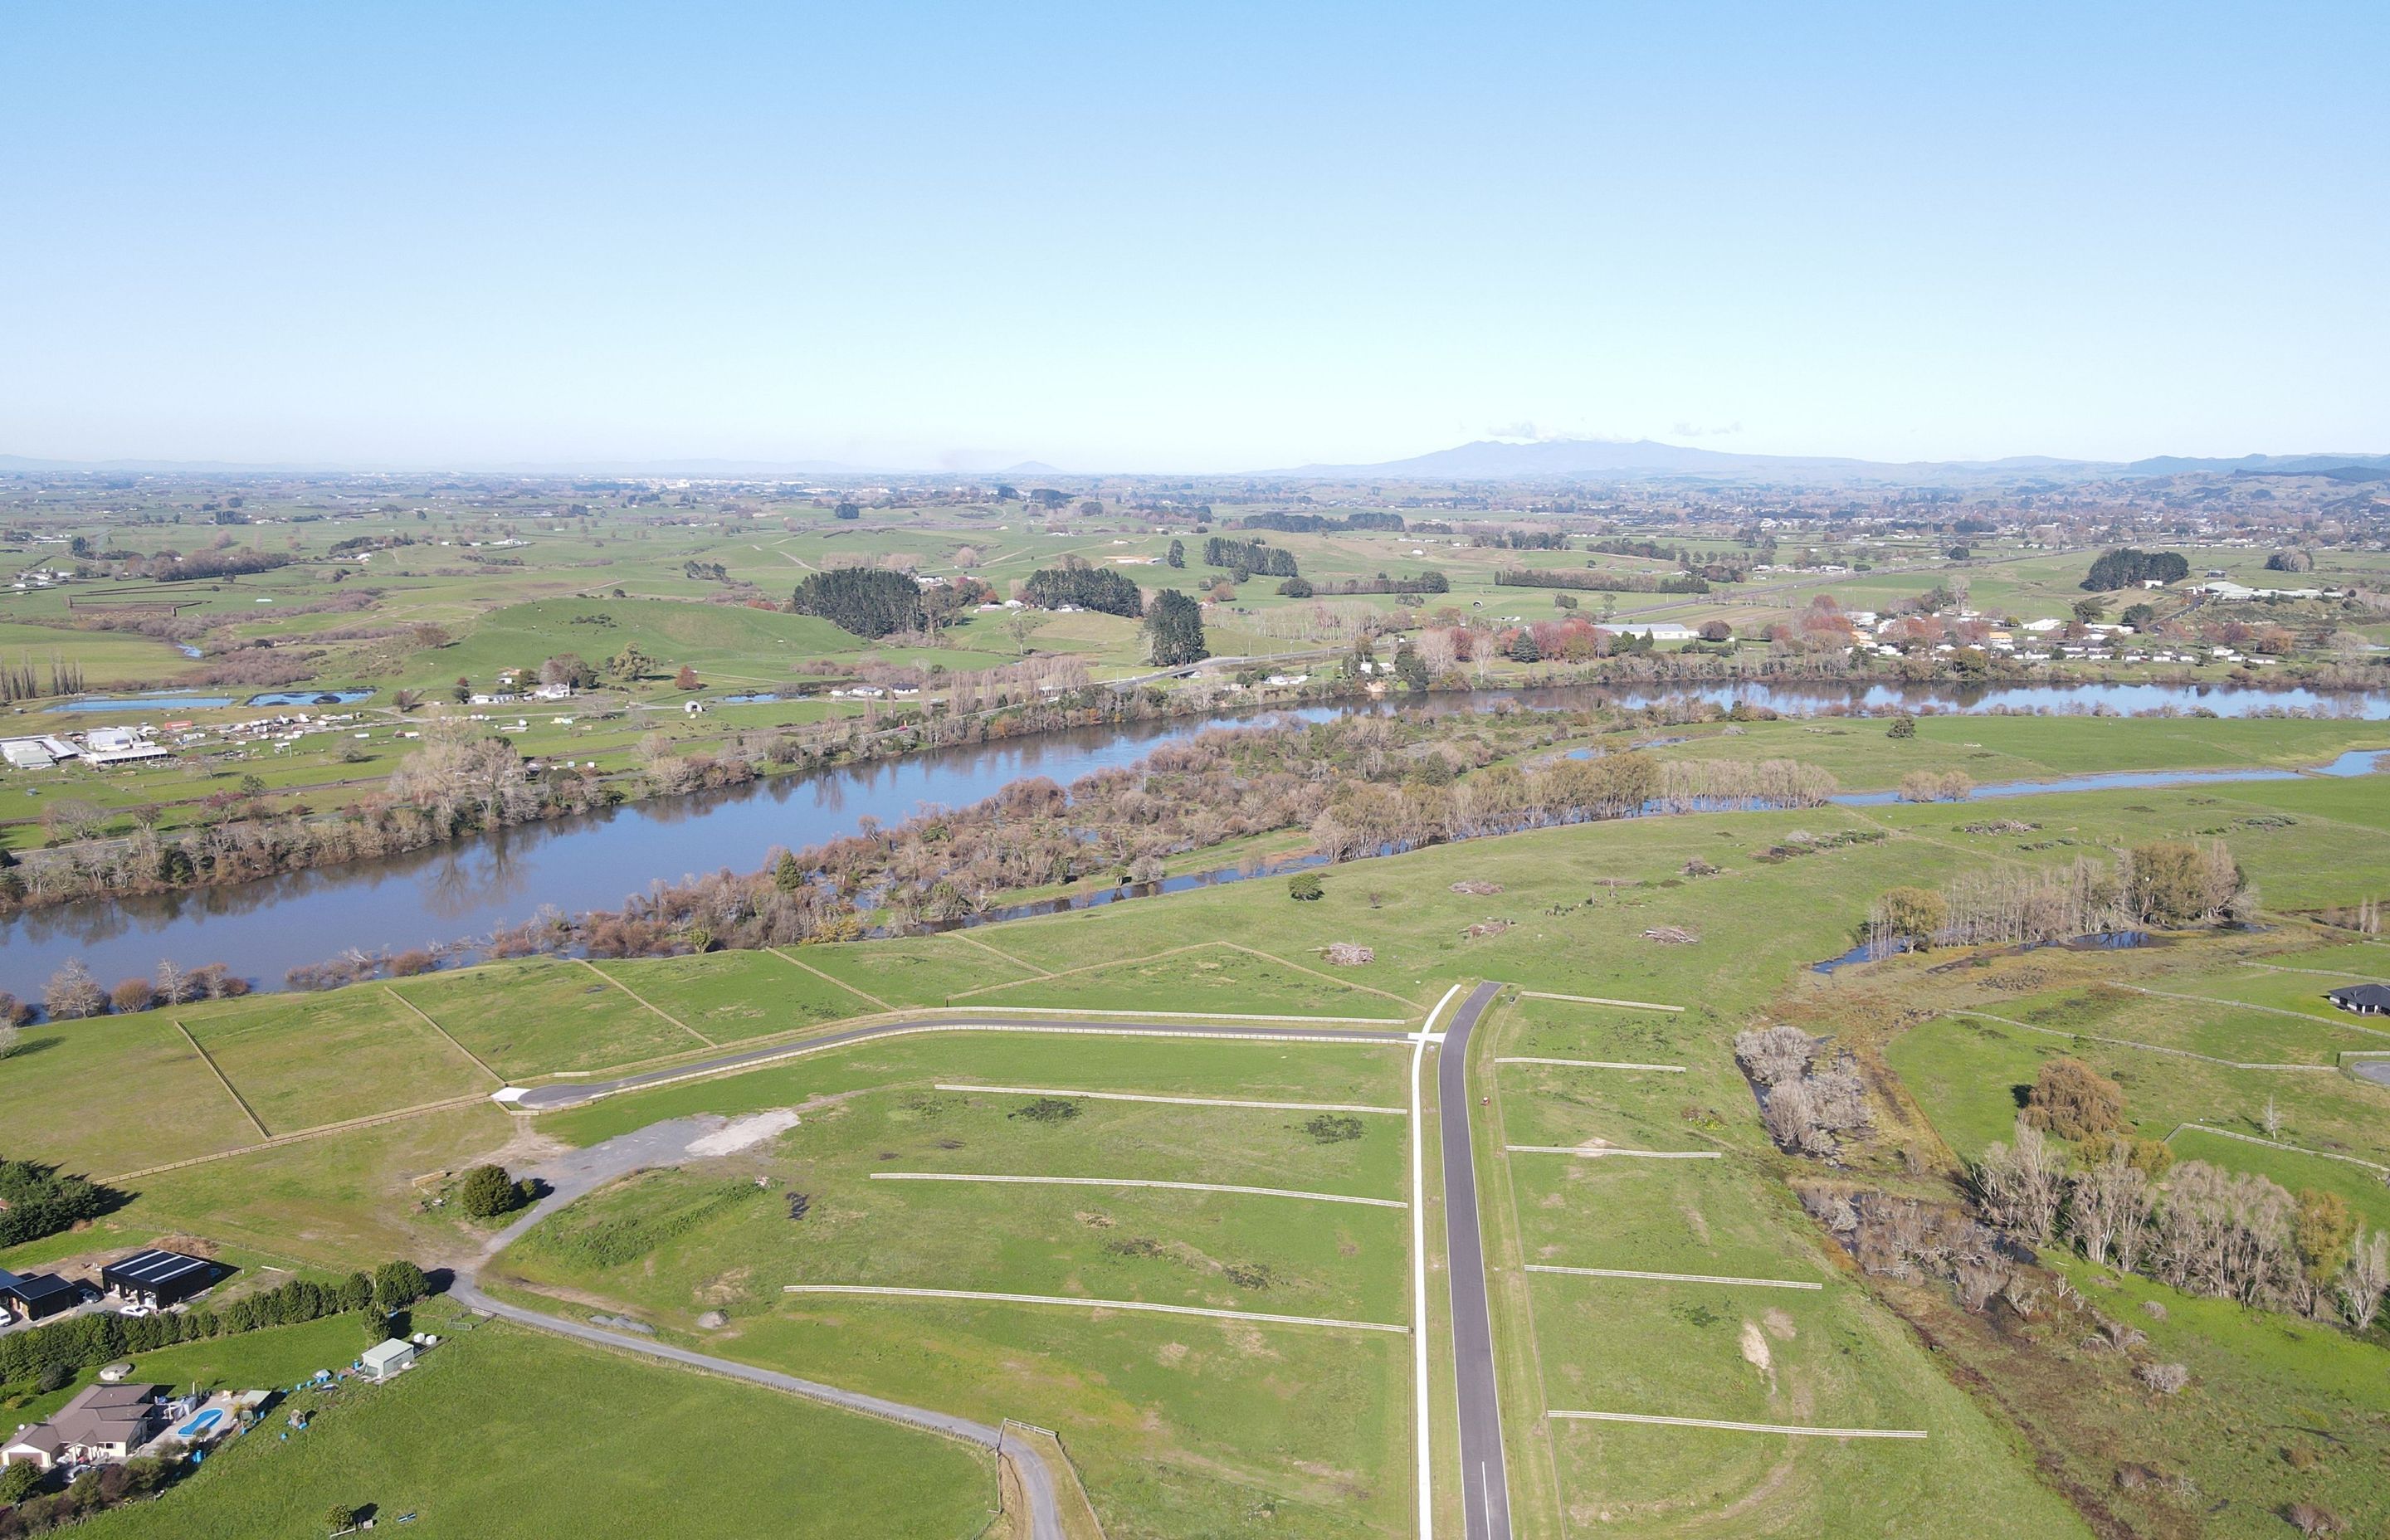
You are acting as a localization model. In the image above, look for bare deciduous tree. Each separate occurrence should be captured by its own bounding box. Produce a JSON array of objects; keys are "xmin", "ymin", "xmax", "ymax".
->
[
  {"xmin": 1734, "ymin": 1026, "xmax": 1816, "ymax": 1085},
  {"xmin": 2338, "ymin": 1229, "xmax": 2388, "ymax": 1333},
  {"xmin": 1976, "ymin": 1118, "xmax": 2066, "ymax": 1242}
]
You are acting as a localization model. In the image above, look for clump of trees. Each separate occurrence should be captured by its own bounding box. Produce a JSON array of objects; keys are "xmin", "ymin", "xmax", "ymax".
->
[
  {"xmin": 0, "ymin": 1452, "xmax": 178, "ymax": 1534},
  {"xmin": 1022, "ymin": 566, "xmax": 1144, "ymax": 617},
  {"xmin": 1865, "ymin": 842, "xmax": 2250, "ymax": 953},
  {"xmin": 0, "ymin": 1157, "xmax": 120, "ymax": 1248},
  {"xmin": 2081, "ymin": 548, "xmax": 2189, "ymax": 591},
  {"xmin": 1143, "ymin": 590, "xmax": 1207, "ymax": 666},
  {"xmin": 1495, "ymin": 568, "xmax": 1709, "ymax": 594},
  {"xmin": 789, "ymin": 568, "xmax": 926, "ymax": 637},
  {"xmin": 1895, "ymin": 769, "xmax": 1973, "ymax": 802},
  {"xmin": 1238, "ymin": 510, "xmax": 1403, "ymax": 534},
  {"xmin": 1202, "ymin": 537, "xmax": 1299, "ymax": 578},
  {"xmin": 1963, "ymin": 1110, "xmax": 2388, "ymax": 1328},
  {"xmin": 1734, "ymin": 1026, "xmax": 1870, "ymax": 1156}
]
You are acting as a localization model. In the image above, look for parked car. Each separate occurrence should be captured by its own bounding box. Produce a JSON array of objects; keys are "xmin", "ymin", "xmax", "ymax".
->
[{"xmin": 119, "ymin": 1304, "xmax": 151, "ymax": 1318}]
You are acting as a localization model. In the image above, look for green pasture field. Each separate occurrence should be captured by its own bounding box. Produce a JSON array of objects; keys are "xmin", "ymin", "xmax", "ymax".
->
[
  {"xmin": 0, "ymin": 617, "xmax": 191, "ymax": 685},
  {"xmin": 949, "ymin": 940, "xmax": 1415, "ymax": 1017},
  {"xmin": 0, "ymin": 1011, "xmax": 258, "ymax": 1177},
  {"xmin": 1533, "ymin": 1279, "xmax": 2075, "ymax": 1538},
  {"xmin": 2160, "ymin": 958, "xmax": 2390, "ymax": 1022},
  {"xmin": 78, "ymin": 1321, "xmax": 998, "ymax": 1540},
  {"xmin": 590, "ymin": 948, "xmax": 871, "ymax": 1040},
  {"xmin": 493, "ymin": 1039, "xmax": 1417, "ymax": 1539},
  {"xmin": 417, "ymin": 595, "xmax": 983, "ymax": 691},
  {"xmin": 101, "ymin": 1103, "xmax": 517, "ymax": 1266},
  {"xmin": 786, "ymin": 933, "xmax": 1041, "ymax": 1006},
  {"xmin": 389, "ymin": 957, "xmax": 703, "ymax": 1077},
  {"xmin": 1635, "ymin": 712, "xmax": 2388, "ymax": 792},
  {"xmin": 181, "ymin": 987, "xmax": 495, "ymax": 1133},
  {"xmin": 540, "ymin": 1029, "xmax": 1413, "ymax": 1148},
  {"xmin": 503, "ymin": 1118, "xmax": 1404, "ymax": 1323},
  {"xmin": 683, "ymin": 1299, "xmax": 1408, "ymax": 1540},
  {"xmin": 1855, "ymin": 780, "xmax": 2390, "ymax": 911}
]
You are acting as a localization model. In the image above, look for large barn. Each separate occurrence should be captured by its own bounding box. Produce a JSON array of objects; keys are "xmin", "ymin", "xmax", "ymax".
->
[{"xmin": 100, "ymin": 1248, "xmax": 222, "ymax": 1309}]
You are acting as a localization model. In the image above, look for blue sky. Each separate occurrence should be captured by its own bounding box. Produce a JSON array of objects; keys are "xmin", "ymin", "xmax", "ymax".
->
[{"xmin": 3, "ymin": 2, "xmax": 2384, "ymax": 470}]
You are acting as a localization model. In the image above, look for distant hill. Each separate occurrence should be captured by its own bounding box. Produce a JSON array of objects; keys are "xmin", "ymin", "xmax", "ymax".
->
[{"xmin": 1279, "ymin": 439, "xmax": 2390, "ymax": 485}]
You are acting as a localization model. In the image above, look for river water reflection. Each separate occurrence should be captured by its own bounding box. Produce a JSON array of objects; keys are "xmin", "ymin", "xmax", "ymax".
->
[{"xmin": 2, "ymin": 680, "xmax": 2383, "ymax": 995}]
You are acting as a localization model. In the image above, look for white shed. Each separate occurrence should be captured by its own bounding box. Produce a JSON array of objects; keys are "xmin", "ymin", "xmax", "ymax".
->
[{"xmin": 361, "ymin": 1339, "xmax": 417, "ymax": 1380}]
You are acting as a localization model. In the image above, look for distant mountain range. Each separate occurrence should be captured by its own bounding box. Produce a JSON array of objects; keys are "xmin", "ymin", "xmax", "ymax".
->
[
  {"xmin": 1283, "ymin": 439, "xmax": 2390, "ymax": 485},
  {"xmin": 7, "ymin": 442, "xmax": 2388, "ymax": 486}
]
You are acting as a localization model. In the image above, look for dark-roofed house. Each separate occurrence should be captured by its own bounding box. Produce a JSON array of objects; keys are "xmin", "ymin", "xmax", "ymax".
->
[
  {"xmin": 0, "ymin": 1270, "xmax": 80, "ymax": 1323},
  {"xmin": 100, "ymin": 1248, "xmax": 221, "ymax": 1309},
  {"xmin": 1, "ymin": 1382, "xmax": 161, "ymax": 1470},
  {"xmin": 2329, "ymin": 982, "xmax": 2390, "ymax": 1016}
]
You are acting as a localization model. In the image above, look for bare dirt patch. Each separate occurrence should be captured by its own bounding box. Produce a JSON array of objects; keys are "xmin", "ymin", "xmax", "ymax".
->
[
  {"xmin": 687, "ymin": 1108, "xmax": 802, "ymax": 1157},
  {"xmin": 1739, "ymin": 1318, "xmax": 1777, "ymax": 1389}
]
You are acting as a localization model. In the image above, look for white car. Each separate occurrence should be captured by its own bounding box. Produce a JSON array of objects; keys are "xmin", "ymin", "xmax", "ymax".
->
[{"xmin": 119, "ymin": 1304, "xmax": 151, "ymax": 1318}]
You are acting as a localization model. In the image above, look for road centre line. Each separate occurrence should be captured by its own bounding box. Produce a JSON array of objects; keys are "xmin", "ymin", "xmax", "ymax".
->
[{"xmin": 1412, "ymin": 982, "xmax": 1465, "ymax": 1540}]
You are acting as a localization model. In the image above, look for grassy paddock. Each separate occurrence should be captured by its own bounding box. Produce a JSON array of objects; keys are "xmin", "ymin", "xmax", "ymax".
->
[
  {"xmin": 79, "ymin": 1321, "xmax": 998, "ymax": 1540},
  {"xmin": 390, "ymin": 957, "xmax": 701, "ymax": 1077},
  {"xmin": 591, "ymin": 948, "xmax": 867, "ymax": 1040}
]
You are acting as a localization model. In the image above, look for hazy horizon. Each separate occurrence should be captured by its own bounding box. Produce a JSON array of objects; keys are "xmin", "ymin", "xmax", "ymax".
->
[{"xmin": 4, "ymin": 2, "xmax": 2384, "ymax": 470}]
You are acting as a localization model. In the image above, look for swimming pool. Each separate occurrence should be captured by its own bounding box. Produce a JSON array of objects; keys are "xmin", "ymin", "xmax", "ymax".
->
[{"xmin": 172, "ymin": 1406, "xmax": 227, "ymax": 1440}]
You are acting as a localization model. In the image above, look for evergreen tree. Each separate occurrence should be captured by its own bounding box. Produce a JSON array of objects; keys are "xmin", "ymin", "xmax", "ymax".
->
[
  {"xmin": 1143, "ymin": 590, "xmax": 1207, "ymax": 667},
  {"xmin": 1022, "ymin": 567, "xmax": 1144, "ymax": 617},
  {"xmin": 790, "ymin": 569, "xmax": 927, "ymax": 637}
]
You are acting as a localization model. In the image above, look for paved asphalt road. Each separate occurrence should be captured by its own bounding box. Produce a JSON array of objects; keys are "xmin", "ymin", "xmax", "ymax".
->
[
  {"xmin": 510, "ymin": 1014, "xmax": 1416, "ymax": 1109},
  {"xmin": 454, "ymin": 1113, "xmax": 1069, "ymax": 1540},
  {"xmin": 1437, "ymin": 981, "xmax": 1513, "ymax": 1540}
]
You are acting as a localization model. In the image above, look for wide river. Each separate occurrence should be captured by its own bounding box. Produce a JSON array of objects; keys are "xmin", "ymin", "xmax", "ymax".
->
[{"xmin": 2, "ymin": 680, "xmax": 2384, "ymax": 997}]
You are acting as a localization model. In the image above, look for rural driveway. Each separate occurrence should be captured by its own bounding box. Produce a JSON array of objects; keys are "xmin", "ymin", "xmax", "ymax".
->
[
  {"xmin": 1436, "ymin": 980, "xmax": 1513, "ymax": 1540},
  {"xmin": 453, "ymin": 1112, "xmax": 1067, "ymax": 1540}
]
